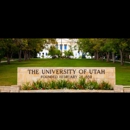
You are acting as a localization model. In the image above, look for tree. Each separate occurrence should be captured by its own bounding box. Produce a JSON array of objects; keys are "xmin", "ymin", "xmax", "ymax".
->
[
  {"xmin": 47, "ymin": 38, "xmax": 58, "ymax": 44},
  {"xmin": 116, "ymin": 38, "xmax": 129, "ymax": 66},
  {"xmin": 77, "ymin": 38, "xmax": 104, "ymax": 59},
  {"xmin": 108, "ymin": 38, "xmax": 119, "ymax": 63},
  {"xmin": 77, "ymin": 38, "xmax": 130, "ymax": 66},
  {"xmin": 0, "ymin": 38, "xmax": 16, "ymax": 64},
  {"xmin": 77, "ymin": 38, "xmax": 91, "ymax": 54},
  {"xmin": 48, "ymin": 45, "xmax": 58, "ymax": 58},
  {"xmin": 21, "ymin": 38, "xmax": 46, "ymax": 60},
  {"xmin": 0, "ymin": 47, "xmax": 5, "ymax": 63},
  {"xmin": 56, "ymin": 49, "xmax": 62, "ymax": 58},
  {"xmin": 13, "ymin": 38, "xmax": 26, "ymax": 61},
  {"xmin": 64, "ymin": 49, "xmax": 74, "ymax": 58},
  {"xmin": 100, "ymin": 38, "xmax": 114, "ymax": 62}
]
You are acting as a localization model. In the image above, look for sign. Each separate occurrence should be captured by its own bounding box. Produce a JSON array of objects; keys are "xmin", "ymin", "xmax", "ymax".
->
[{"xmin": 17, "ymin": 67, "xmax": 115, "ymax": 86}]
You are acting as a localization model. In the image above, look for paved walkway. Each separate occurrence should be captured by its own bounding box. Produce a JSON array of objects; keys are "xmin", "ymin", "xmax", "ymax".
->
[
  {"xmin": 110, "ymin": 59, "xmax": 130, "ymax": 64},
  {"xmin": 1, "ymin": 59, "xmax": 18, "ymax": 63},
  {"xmin": 1, "ymin": 59, "xmax": 130, "ymax": 63}
]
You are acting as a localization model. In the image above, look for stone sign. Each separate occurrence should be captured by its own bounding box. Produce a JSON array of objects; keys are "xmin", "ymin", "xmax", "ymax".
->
[{"xmin": 17, "ymin": 67, "xmax": 115, "ymax": 86}]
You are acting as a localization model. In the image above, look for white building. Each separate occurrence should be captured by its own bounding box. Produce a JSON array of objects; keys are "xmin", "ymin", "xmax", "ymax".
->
[{"xmin": 37, "ymin": 38, "xmax": 83, "ymax": 59}]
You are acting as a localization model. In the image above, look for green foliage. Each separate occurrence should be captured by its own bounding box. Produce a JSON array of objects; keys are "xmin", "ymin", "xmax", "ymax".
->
[
  {"xmin": 56, "ymin": 80, "xmax": 68, "ymax": 89},
  {"xmin": 33, "ymin": 80, "xmax": 43, "ymax": 89},
  {"xmin": 66, "ymin": 81, "xmax": 74, "ymax": 89},
  {"xmin": 21, "ymin": 78, "xmax": 113, "ymax": 90},
  {"xmin": 56, "ymin": 49, "xmax": 62, "ymax": 58},
  {"xmin": 47, "ymin": 38, "xmax": 58, "ymax": 44},
  {"xmin": 22, "ymin": 82, "xmax": 31, "ymax": 90},
  {"xmin": 99, "ymin": 81, "xmax": 113, "ymax": 90},
  {"xmin": 49, "ymin": 80, "xmax": 57, "ymax": 89},
  {"xmin": 77, "ymin": 38, "xmax": 91, "ymax": 53},
  {"xmin": 64, "ymin": 50, "xmax": 74, "ymax": 58},
  {"xmin": 48, "ymin": 45, "xmax": 58, "ymax": 57},
  {"xmin": 87, "ymin": 80, "xmax": 99, "ymax": 90},
  {"xmin": 0, "ymin": 38, "xmax": 48, "ymax": 62},
  {"xmin": 0, "ymin": 49, "xmax": 5, "ymax": 62},
  {"xmin": 48, "ymin": 45, "xmax": 63, "ymax": 58},
  {"xmin": 78, "ymin": 76, "xmax": 87, "ymax": 89}
]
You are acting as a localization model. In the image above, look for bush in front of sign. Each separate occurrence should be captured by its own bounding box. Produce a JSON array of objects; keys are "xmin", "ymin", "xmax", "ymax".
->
[
  {"xmin": 86, "ymin": 80, "xmax": 99, "ymax": 90},
  {"xmin": 78, "ymin": 77, "xmax": 86, "ymax": 89},
  {"xmin": 56, "ymin": 80, "xmax": 68, "ymax": 89},
  {"xmin": 49, "ymin": 80, "xmax": 57, "ymax": 89},
  {"xmin": 98, "ymin": 81, "xmax": 112, "ymax": 90},
  {"xmin": 21, "ymin": 78, "xmax": 113, "ymax": 90}
]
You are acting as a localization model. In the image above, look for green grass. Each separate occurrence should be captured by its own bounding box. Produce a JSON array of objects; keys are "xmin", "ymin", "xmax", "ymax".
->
[{"xmin": 0, "ymin": 58, "xmax": 130, "ymax": 86}]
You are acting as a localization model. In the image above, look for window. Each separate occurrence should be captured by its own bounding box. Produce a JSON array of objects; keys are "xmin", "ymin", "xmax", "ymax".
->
[
  {"xmin": 60, "ymin": 44, "xmax": 62, "ymax": 50},
  {"xmin": 64, "ymin": 44, "xmax": 67, "ymax": 50}
]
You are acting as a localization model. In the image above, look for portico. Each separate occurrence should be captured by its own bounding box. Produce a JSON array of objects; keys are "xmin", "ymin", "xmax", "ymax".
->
[{"xmin": 37, "ymin": 38, "xmax": 83, "ymax": 58}]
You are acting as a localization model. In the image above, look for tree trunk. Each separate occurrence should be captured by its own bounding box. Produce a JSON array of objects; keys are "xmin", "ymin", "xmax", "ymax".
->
[
  {"xmin": 7, "ymin": 53, "xmax": 11, "ymax": 64},
  {"xmin": 23, "ymin": 50, "xmax": 27, "ymax": 61},
  {"xmin": 26, "ymin": 50, "xmax": 30, "ymax": 60},
  {"xmin": 112, "ymin": 52, "xmax": 115, "ymax": 63},
  {"xmin": 94, "ymin": 52, "xmax": 96, "ymax": 60},
  {"xmin": 106, "ymin": 52, "xmax": 110, "ymax": 62},
  {"xmin": 26, "ymin": 51, "xmax": 29, "ymax": 60},
  {"xmin": 102, "ymin": 55, "xmax": 104, "ymax": 61},
  {"xmin": 28, "ymin": 50, "xmax": 31, "ymax": 60},
  {"xmin": 25, "ymin": 51, "xmax": 28, "ymax": 60},
  {"xmin": 18, "ymin": 49, "xmax": 22, "ymax": 62},
  {"xmin": 96, "ymin": 51, "xmax": 99, "ymax": 60},
  {"xmin": 23, "ymin": 51, "xmax": 26, "ymax": 60},
  {"xmin": 11, "ymin": 53, "xmax": 13, "ymax": 60},
  {"xmin": 119, "ymin": 50, "xmax": 124, "ymax": 66}
]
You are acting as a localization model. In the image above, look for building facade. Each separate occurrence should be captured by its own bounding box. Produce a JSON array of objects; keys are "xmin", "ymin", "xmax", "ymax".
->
[{"xmin": 37, "ymin": 38, "xmax": 83, "ymax": 58}]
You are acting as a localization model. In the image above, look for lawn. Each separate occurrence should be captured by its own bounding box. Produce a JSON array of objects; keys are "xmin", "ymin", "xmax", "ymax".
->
[{"xmin": 0, "ymin": 58, "xmax": 130, "ymax": 86}]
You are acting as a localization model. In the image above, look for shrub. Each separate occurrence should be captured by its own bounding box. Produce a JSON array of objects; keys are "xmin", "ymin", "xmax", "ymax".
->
[
  {"xmin": 56, "ymin": 80, "xmax": 68, "ymax": 89},
  {"xmin": 22, "ymin": 82, "xmax": 31, "ymax": 90},
  {"xmin": 21, "ymin": 79, "xmax": 113, "ymax": 90},
  {"xmin": 86, "ymin": 80, "xmax": 99, "ymax": 90},
  {"xmin": 99, "ymin": 81, "xmax": 113, "ymax": 90},
  {"xmin": 49, "ymin": 80, "xmax": 57, "ymax": 89},
  {"xmin": 78, "ymin": 76, "xmax": 87, "ymax": 89}
]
